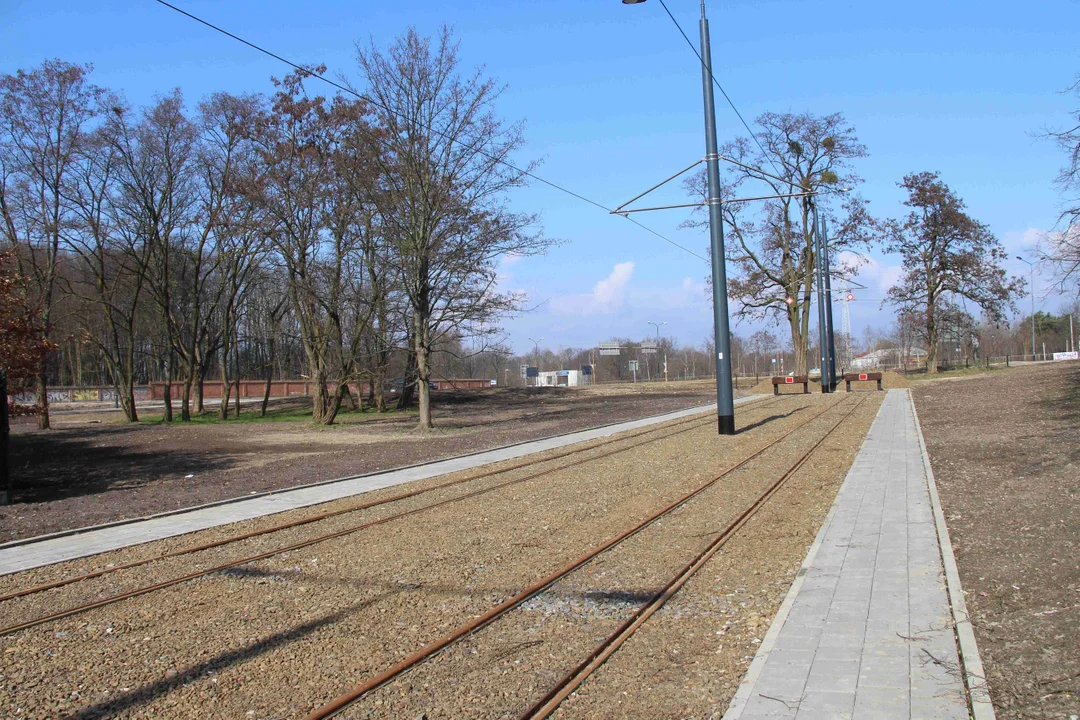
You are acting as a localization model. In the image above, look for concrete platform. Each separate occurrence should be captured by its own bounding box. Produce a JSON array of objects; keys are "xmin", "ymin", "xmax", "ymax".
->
[
  {"xmin": 723, "ymin": 390, "xmax": 991, "ymax": 720},
  {"xmin": 0, "ymin": 397, "xmax": 765, "ymax": 576}
]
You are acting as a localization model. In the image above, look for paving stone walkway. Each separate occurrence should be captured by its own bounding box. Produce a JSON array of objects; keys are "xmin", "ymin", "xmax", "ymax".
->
[
  {"xmin": 0, "ymin": 398, "xmax": 766, "ymax": 576},
  {"xmin": 723, "ymin": 390, "xmax": 973, "ymax": 720}
]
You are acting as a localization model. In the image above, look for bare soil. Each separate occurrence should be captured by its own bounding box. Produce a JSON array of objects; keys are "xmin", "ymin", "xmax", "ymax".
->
[
  {"xmin": 1, "ymin": 383, "xmax": 727, "ymax": 542},
  {"xmin": 912, "ymin": 361, "xmax": 1080, "ymax": 719},
  {"xmin": 0, "ymin": 392, "xmax": 881, "ymax": 719}
]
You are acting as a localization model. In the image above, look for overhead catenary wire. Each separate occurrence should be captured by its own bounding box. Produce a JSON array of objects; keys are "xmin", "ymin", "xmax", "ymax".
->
[
  {"xmin": 654, "ymin": 0, "xmax": 785, "ymax": 180},
  {"xmin": 652, "ymin": 0, "xmax": 853, "ymax": 203},
  {"xmin": 151, "ymin": 0, "xmax": 708, "ymax": 263}
]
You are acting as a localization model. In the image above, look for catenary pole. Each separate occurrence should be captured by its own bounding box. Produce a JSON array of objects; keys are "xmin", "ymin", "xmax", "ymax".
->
[
  {"xmin": 699, "ymin": 3, "xmax": 736, "ymax": 433},
  {"xmin": 821, "ymin": 215, "xmax": 837, "ymax": 391},
  {"xmin": 813, "ymin": 204, "xmax": 829, "ymax": 392}
]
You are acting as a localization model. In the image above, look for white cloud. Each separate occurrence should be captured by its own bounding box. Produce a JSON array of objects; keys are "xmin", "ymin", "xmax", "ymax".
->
[
  {"xmin": 500, "ymin": 252, "xmax": 525, "ymax": 268},
  {"xmin": 1002, "ymin": 227, "xmax": 1044, "ymax": 254},
  {"xmin": 550, "ymin": 261, "xmax": 636, "ymax": 316},
  {"xmin": 593, "ymin": 261, "xmax": 635, "ymax": 304},
  {"xmin": 843, "ymin": 253, "xmax": 903, "ymax": 298}
]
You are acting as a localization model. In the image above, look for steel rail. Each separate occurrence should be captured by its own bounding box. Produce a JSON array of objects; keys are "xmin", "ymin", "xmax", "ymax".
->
[
  {"xmin": 302, "ymin": 395, "xmax": 852, "ymax": 720},
  {"xmin": 0, "ymin": 399, "xmax": 776, "ymax": 605},
  {"xmin": 519, "ymin": 395, "xmax": 869, "ymax": 719},
  {"xmin": 0, "ymin": 399, "xmax": 784, "ymax": 636}
]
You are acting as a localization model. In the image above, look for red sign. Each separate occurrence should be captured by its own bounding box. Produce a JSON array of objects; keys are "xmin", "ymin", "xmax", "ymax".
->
[
  {"xmin": 785, "ymin": 377, "xmax": 794, "ymax": 384},
  {"xmin": 859, "ymin": 373, "xmax": 868, "ymax": 381}
]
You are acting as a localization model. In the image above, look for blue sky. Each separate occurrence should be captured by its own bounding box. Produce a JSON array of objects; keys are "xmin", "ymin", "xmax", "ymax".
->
[{"xmin": 4, "ymin": 0, "xmax": 1077, "ymax": 355}]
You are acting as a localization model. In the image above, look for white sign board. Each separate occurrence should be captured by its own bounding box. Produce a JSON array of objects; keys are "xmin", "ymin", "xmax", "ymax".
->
[
  {"xmin": 598, "ymin": 348, "xmax": 621, "ymax": 356},
  {"xmin": 629, "ymin": 360, "xmax": 639, "ymax": 371},
  {"xmin": 1053, "ymin": 351, "xmax": 1079, "ymax": 361},
  {"xmin": 640, "ymin": 348, "xmax": 658, "ymax": 354}
]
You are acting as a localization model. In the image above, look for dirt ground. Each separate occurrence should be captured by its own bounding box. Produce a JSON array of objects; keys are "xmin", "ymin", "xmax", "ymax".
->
[
  {"xmin": 912, "ymin": 362, "xmax": 1080, "ymax": 719},
  {"xmin": 0, "ymin": 392, "xmax": 881, "ymax": 719},
  {"xmin": 1, "ymin": 382, "xmax": 731, "ymax": 542}
]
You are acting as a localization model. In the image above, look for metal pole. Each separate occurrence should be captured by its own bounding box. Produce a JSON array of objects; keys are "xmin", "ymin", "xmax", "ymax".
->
[
  {"xmin": 821, "ymin": 216, "xmax": 838, "ymax": 392},
  {"xmin": 700, "ymin": 4, "xmax": 735, "ymax": 434},
  {"xmin": 813, "ymin": 204, "xmax": 829, "ymax": 392},
  {"xmin": 1030, "ymin": 265, "xmax": 1035, "ymax": 359}
]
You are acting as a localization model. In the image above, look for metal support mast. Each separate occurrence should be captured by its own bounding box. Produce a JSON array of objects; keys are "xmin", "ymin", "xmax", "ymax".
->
[
  {"xmin": 700, "ymin": 4, "xmax": 735, "ymax": 433},
  {"xmin": 821, "ymin": 216, "xmax": 838, "ymax": 391},
  {"xmin": 812, "ymin": 205, "xmax": 829, "ymax": 392}
]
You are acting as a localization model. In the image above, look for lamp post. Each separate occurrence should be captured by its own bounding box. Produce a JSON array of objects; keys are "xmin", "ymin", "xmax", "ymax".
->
[
  {"xmin": 1016, "ymin": 256, "xmax": 1035, "ymax": 359},
  {"xmin": 623, "ymin": 0, "xmax": 735, "ymax": 433},
  {"xmin": 648, "ymin": 320, "xmax": 668, "ymax": 382},
  {"xmin": 527, "ymin": 337, "xmax": 544, "ymax": 386}
]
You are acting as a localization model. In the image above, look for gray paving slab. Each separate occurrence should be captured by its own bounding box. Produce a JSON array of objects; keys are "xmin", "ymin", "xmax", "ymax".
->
[
  {"xmin": 0, "ymin": 397, "xmax": 765, "ymax": 576},
  {"xmin": 723, "ymin": 390, "xmax": 972, "ymax": 720}
]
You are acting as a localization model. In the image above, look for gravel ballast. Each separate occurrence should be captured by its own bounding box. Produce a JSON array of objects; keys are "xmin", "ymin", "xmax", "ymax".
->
[{"xmin": 1, "ymin": 393, "xmax": 881, "ymax": 719}]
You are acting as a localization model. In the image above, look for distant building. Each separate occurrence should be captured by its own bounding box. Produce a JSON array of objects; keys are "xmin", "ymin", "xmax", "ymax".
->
[
  {"xmin": 536, "ymin": 370, "xmax": 583, "ymax": 387},
  {"xmin": 850, "ymin": 347, "xmax": 927, "ymax": 370},
  {"xmin": 850, "ymin": 348, "xmax": 898, "ymax": 370}
]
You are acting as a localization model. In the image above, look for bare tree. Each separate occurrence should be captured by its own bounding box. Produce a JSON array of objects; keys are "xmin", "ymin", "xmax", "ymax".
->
[
  {"xmin": 63, "ymin": 118, "xmax": 151, "ymax": 421},
  {"xmin": 1040, "ymin": 77, "xmax": 1080, "ymax": 293},
  {"xmin": 683, "ymin": 112, "xmax": 879, "ymax": 375},
  {"xmin": 253, "ymin": 69, "xmax": 381, "ymax": 424},
  {"xmin": 884, "ymin": 172, "xmax": 1022, "ymax": 373},
  {"xmin": 356, "ymin": 27, "xmax": 552, "ymax": 429},
  {"xmin": 0, "ymin": 60, "xmax": 104, "ymax": 427}
]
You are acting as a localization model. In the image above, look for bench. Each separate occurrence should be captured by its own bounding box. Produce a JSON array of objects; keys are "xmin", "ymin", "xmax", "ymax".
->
[
  {"xmin": 844, "ymin": 371, "xmax": 883, "ymax": 392},
  {"xmin": 772, "ymin": 375, "xmax": 809, "ymax": 395}
]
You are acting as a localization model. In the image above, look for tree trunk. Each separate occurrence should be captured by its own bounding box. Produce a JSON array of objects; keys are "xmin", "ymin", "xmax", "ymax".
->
[
  {"xmin": 788, "ymin": 310, "xmax": 807, "ymax": 376},
  {"xmin": 342, "ymin": 382, "xmax": 358, "ymax": 412},
  {"xmin": 233, "ymin": 333, "xmax": 241, "ymax": 417},
  {"xmin": 261, "ymin": 336, "xmax": 275, "ymax": 418},
  {"xmin": 195, "ymin": 365, "xmax": 205, "ymax": 415},
  {"xmin": 925, "ymin": 303, "xmax": 939, "ymax": 375},
  {"xmin": 181, "ymin": 371, "xmax": 194, "ymax": 422},
  {"xmin": 219, "ymin": 342, "xmax": 231, "ymax": 420},
  {"xmin": 415, "ymin": 319, "xmax": 433, "ymax": 430},
  {"xmin": 35, "ymin": 364, "xmax": 50, "ymax": 430},
  {"xmin": 162, "ymin": 378, "xmax": 173, "ymax": 423},
  {"xmin": 311, "ymin": 366, "xmax": 334, "ymax": 424},
  {"xmin": 261, "ymin": 377, "xmax": 272, "ymax": 417},
  {"xmin": 397, "ymin": 347, "xmax": 417, "ymax": 411}
]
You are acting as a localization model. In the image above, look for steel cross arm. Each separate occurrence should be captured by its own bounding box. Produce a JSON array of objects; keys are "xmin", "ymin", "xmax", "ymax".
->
[
  {"xmin": 613, "ymin": 190, "xmax": 822, "ymax": 216},
  {"xmin": 613, "ymin": 201, "xmax": 706, "ymax": 215},
  {"xmin": 612, "ymin": 158, "xmax": 705, "ymax": 214},
  {"xmin": 716, "ymin": 154, "xmax": 797, "ymax": 188}
]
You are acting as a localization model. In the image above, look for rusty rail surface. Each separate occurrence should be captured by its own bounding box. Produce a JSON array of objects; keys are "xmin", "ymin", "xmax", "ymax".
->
[
  {"xmin": 0, "ymin": 399, "xmax": 783, "ymax": 636},
  {"xmin": 303, "ymin": 396, "xmax": 853, "ymax": 720}
]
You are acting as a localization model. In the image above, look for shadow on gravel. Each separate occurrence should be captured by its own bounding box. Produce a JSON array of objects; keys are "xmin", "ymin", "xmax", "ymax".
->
[
  {"xmin": 736, "ymin": 406, "xmax": 804, "ymax": 434},
  {"xmin": 7, "ymin": 428, "xmax": 235, "ymax": 505},
  {"xmin": 65, "ymin": 592, "xmax": 395, "ymax": 720},
  {"xmin": 212, "ymin": 567, "xmax": 660, "ymax": 610}
]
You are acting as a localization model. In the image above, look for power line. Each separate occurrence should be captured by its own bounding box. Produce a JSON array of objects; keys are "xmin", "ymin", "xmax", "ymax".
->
[
  {"xmin": 151, "ymin": 0, "xmax": 707, "ymax": 263},
  {"xmin": 655, "ymin": 0, "xmax": 785, "ymax": 180}
]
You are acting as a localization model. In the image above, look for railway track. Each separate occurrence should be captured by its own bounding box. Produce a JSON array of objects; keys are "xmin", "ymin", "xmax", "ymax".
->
[
  {"xmin": 0, "ymin": 396, "xmax": 784, "ymax": 636},
  {"xmin": 519, "ymin": 394, "xmax": 868, "ymax": 719},
  {"xmin": 302, "ymin": 394, "xmax": 863, "ymax": 719}
]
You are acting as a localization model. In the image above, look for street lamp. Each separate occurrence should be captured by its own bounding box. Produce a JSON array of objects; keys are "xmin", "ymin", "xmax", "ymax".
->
[
  {"xmin": 648, "ymin": 321, "xmax": 668, "ymax": 382},
  {"xmin": 526, "ymin": 337, "xmax": 544, "ymax": 387},
  {"xmin": 1016, "ymin": 256, "xmax": 1035, "ymax": 359},
  {"xmin": 623, "ymin": 0, "xmax": 736, "ymax": 433}
]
